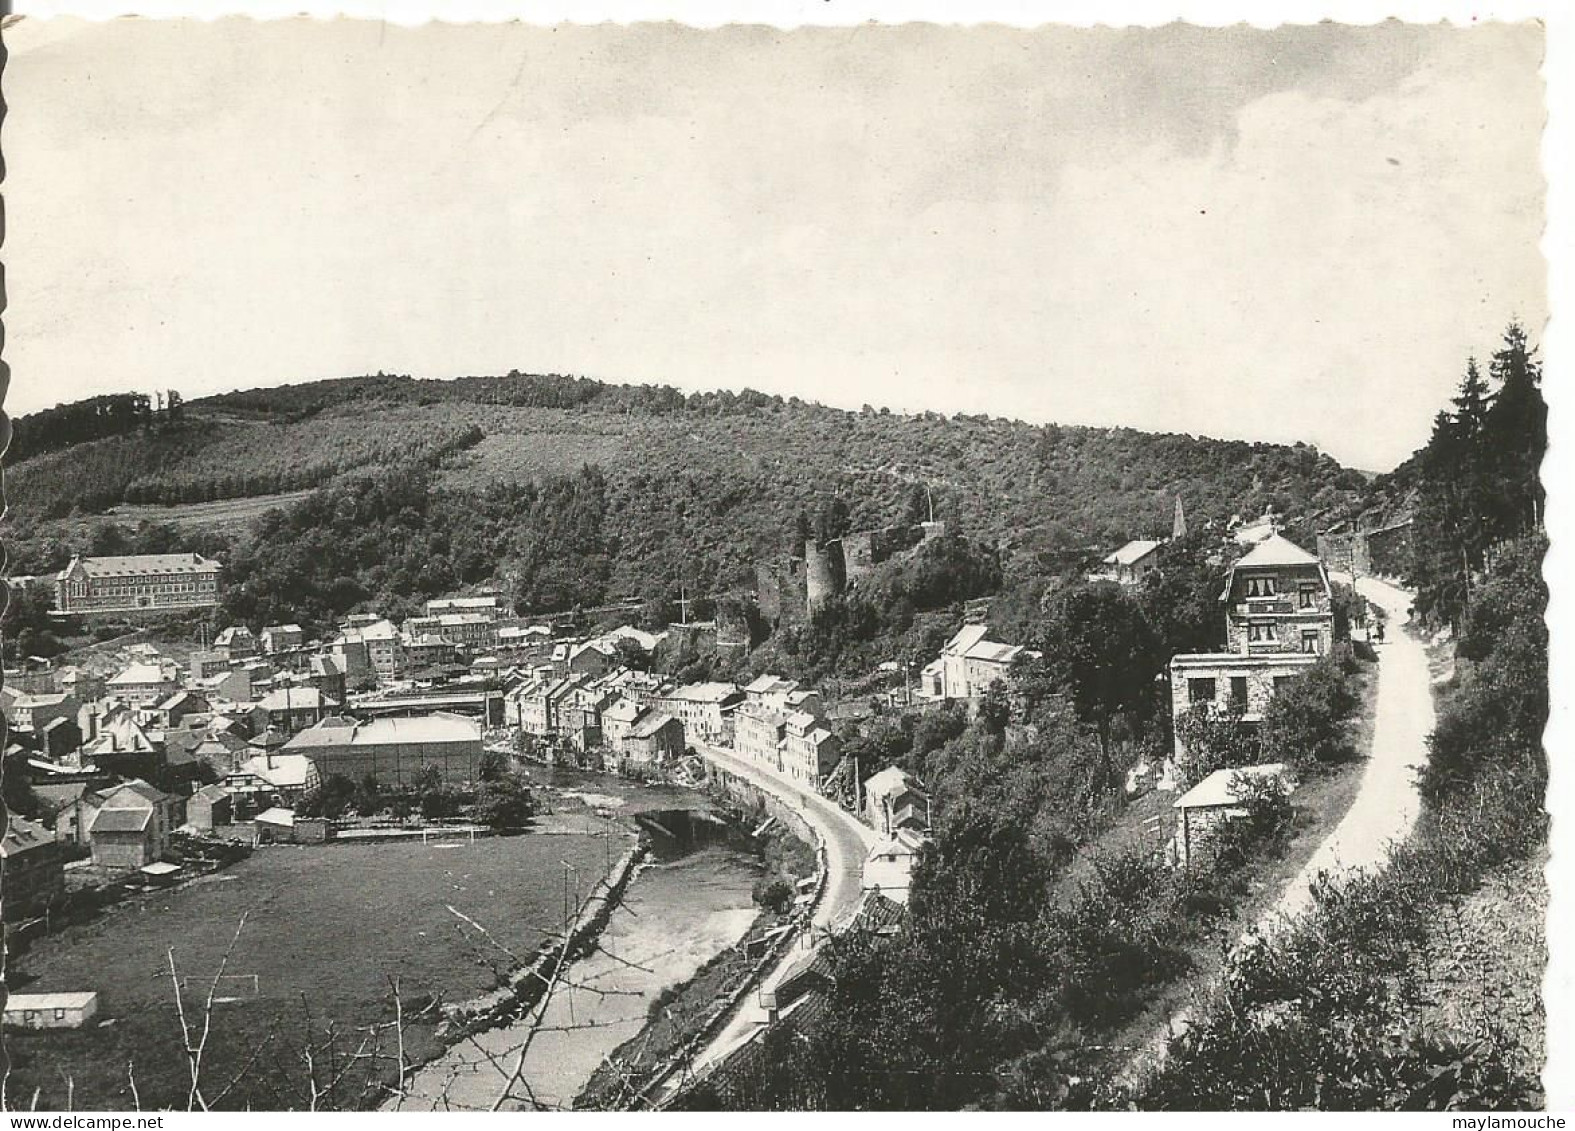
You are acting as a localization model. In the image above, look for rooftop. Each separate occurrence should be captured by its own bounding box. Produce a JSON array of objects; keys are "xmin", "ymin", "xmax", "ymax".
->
[
  {"xmin": 1174, "ymin": 763, "xmax": 1293, "ymax": 810},
  {"xmin": 284, "ymin": 712, "xmax": 480, "ymax": 749},
  {"xmin": 666, "ymin": 681, "xmax": 741, "ymax": 704},
  {"xmin": 1103, "ymin": 538, "xmax": 1163, "ymax": 566},
  {"xmin": 1234, "ymin": 533, "xmax": 1321, "ymax": 569},
  {"xmin": 63, "ymin": 553, "xmax": 220, "ymax": 578}
]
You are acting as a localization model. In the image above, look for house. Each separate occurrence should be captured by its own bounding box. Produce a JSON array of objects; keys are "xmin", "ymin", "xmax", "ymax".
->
[
  {"xmin": 742, "ymin": 674, "xmax": 822, "ymax": 718},
  {"xmin": 861, "ymin": 829, "xmax": 928, "ymax": 904},
  {"xmin": 324, "ymin": 636, "xmax": 376, "ymax": 691},
  {"xmin": 3, "ymin": 992, "xmax": 100, "ymax": 1030},
  {"xmin": 568, "ymin": 639, "xmax": 618, "ymax": 679},
  {"xmin": 87, "ymin": 780, "xmax": 181, "ymax": 871},
  {"xmin": 332, "ymin": 620, "xmax": 404, "ymax": 682},
  {"xmin": 403, "ymin": 612, "xmax": 499, "ymax": 650},
  {"xmin": 863, "ymin": 766, "xmax": 931, "ymax": 836},
  {"xmin": 51, "ymin": 785, "xmax": 113, "ymax": 845},
  {"xmin": 54, "ymin": 552, "xmax": 221, "ymax": 615},
  {"xmin": 7, "ymin": 691, "xmax": 80, "ymax": 733},
  {"xmin": 105, "ymin": 662, "xmax": 179, "ymax": 706},
  {"xmin": 1171, "ymin": 763, "xmax": 1294, "ymax": 869},
  {"xmin": 57, "ymin": 667, "xmax": 106, "ymax": 702},
  {"xmin": 40, "ymin": 716, "xmax": 82, "ymax": 759},
  {"xmin": 156, "ymin": 690, "xmax": 210, "ymax": 731},
  {"xmin": 1168, "ymin": 534, "xmax": 1334, "ymax": 769},
  {"xmin": 260, "ymin": 624, "xmax": 305, "ymax": 654},
  {"xmin": 306, "ymin": 654, "xmax": 348, "ymax": 703},
  {"xmin": 734, "ymin": 703, "xmax": 788, "ymax": 772},
  {"xmin": 0, "ymin": 816, "xmax": 66, "ymax": 918},
  {"xmin": 213, "ymin": 626, "xmax": 258, "ymax": 660},
  {"xmin": 426, "ymin": 594, "xmax": 502, "ymax": 618},
  {"xmin": 1221, "ymin": 534, "xmax": 1335, "ymax": 658},
  {"xmin": 255, "ymin": 686, "xmax": 336, "ymax": 733},
  {"xmin": 600, "ymin": 698, "xmax": 645, "ymax": 757},
  {"xmin": 224, "ymin": 752, "xmax": 322, "ymax": 808},
  {"xmin": 82, "ymin": 713, "xmax": 161, "ymax": 781},
  {"xmin": 658, "ymin": 682, "xmax": 743, "ymax": 745},
  {"xmin": 623, "ymin": 709, "xmax": 684, "ymax": 764},
  {"xmin": 921, "ymin": 625, "xmax": 1027, "ymax": 701},
  {"xmin": 189, "ymin": 650, "xmax": 232, "ymax": 684},
  {"xmin": 781, "ymin": 712, "xmax": 841, "ymax": 786},
  {"xmin": 283, "ymin": 712, "xmax": 482, "ymax": 787},
  {"xmin": 191, "ymin": 730, "xmax": 253, "ymax": 775},
  {"xmin": 1093, "ymin": 539, "xmax": 1164, "ymax": 586},
  {"xmin": 599, "ymin": 668, "xmax": 671, "ymax": 707},
  {"xmin": 187, "ymin": 783, "xmax": 233, "ymax": 831},
  {"xmin": 405, "ymin": 633, "xmax": 461, "ymax": 671}
]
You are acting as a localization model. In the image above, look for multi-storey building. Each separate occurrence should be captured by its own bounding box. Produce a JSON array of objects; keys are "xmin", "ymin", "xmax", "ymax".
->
[
  {"xmin": 1168, "ymin": 534, "xmax": 1336, "ymax": 766},
  {"xmin": 781, "ymin": 711, "xmax": 841, "ymax": 786},
  {"xmin": 55, "ymin": 553, "xmax": 221, "ymax": 616},
  {"xmin": 658, "ymin": 682, "xmax": 743, "ymax": 745},
  {"xmin": 734, "ymin": 702, "xmax": 788, "ymax": 771}
]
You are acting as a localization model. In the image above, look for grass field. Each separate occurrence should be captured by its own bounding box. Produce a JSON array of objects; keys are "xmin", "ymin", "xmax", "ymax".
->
[
  {"xmin": 6, "ymin": 831, "xmax": 632, "ymax": 1112},
  {"xmin": 107, "ymin": 490, "xmax": 318, "ymax": 532}
]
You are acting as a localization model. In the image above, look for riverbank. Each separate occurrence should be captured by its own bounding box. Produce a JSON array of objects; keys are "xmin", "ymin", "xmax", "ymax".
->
[{"xmin": 573, "ymin": 815, "xmax": 817, "ymax": 1110}]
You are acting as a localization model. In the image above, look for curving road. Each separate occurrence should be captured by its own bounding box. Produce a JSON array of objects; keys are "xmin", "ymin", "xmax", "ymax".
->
[
  {"xmin": 1255, "ymin": 573, "xmax": 1433, "ymax": 934},
  {"xmin": 651, "ymin": 740, "xmax": 879, "ymax": 1097},
  {"xmin": 1121, "ymin": 575, "xmax": 1434, "ymax": 1087}
]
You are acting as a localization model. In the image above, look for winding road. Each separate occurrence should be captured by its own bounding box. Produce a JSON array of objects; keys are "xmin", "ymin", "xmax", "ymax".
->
[
  {"xmin": 1257, "ymin": 573, "xmax": 1433, "ymax": 935},
  {"xmin": 651, "ymin": 739, "xmax": 880, "ymax": 1097},
  {"xmin": 1121, "ymin": 574, "xmax": 1435, "ymax": 1086}
]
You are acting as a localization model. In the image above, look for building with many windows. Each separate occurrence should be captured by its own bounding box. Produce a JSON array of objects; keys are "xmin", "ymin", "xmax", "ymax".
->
[
  {"xmin": 1168, "ymin": 534, "xmax": 1336, "ymax": 769},
  {"xmin": 55, "ymin": 553, "xmax": 221, "ymax": 615}
]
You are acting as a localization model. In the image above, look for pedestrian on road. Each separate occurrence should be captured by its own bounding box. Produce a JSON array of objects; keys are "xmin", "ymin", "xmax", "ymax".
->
[{"xmin": 1374, "ymin": 621, "xmax": 1385, "ymax": 644}]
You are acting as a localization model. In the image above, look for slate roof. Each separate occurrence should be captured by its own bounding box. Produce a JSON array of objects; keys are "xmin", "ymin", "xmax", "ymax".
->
[
  {"xmin": 1103, "ymin": 539, "xmax": 1162, "ymax": 566},
  {"xmin": 64, "ymin": 553, "xmax": 219, "ymax": 577}
]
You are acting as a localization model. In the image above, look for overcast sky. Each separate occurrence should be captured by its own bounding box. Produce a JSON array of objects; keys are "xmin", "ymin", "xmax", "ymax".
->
[{"xmin": 2, "ymin": 17, "xmax": 1546, "ymax": 470}]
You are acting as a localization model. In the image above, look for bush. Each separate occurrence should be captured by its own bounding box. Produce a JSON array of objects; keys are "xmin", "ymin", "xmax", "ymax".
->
[
  {"xmin": 753, "ymin": 877, "xmax": 796, "ymax": 915},
  {"xmin": 1259, "ymin": 656, "xmax": 1360, "ymax": 767},
  {"xmin": 473, "ymin": 777, "xmax": 535, "ymax": 830}
]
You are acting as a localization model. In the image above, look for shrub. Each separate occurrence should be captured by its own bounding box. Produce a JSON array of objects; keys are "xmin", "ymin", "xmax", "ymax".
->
[
  {"xmin": 753, "ymin": 877, "xmax": 796, "ymax": 915},
  {"xmin": 1259, "ymin": 656, "xmax": 1360, "ymax": 767}
]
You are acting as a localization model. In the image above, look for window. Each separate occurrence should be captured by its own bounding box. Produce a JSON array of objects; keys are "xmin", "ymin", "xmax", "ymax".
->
[
  {"xmin": 1298, "ymin": 584, "xmax": 1318, "ymax": 610},
  {"xmin": 1229, "ymin": 676, "xmax": 1248, "ymax": 709},
  {"xmin": 1245, "ymin": 576, "xmax": 1277, "ymax": 598},
  {"xmin": 54, "ymin": 1008, "xmax": 67, "ymax": 1021},
  {"xmin": 1301, "ymin": 631, "xmax": 1320, "ymax": 655},
  {"xmin": 1247, "ymin": 622, "xmax": 1273, "ymax": 643},
  {"xmin": 1187, "ymin": 677, "xmax": 1216, "ymax": 705}
]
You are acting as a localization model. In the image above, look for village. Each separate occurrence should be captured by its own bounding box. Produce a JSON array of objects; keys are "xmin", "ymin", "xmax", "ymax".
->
[{"xmin": 1, "ymin": 499, "xmax": 1380, "ymax": 1052}]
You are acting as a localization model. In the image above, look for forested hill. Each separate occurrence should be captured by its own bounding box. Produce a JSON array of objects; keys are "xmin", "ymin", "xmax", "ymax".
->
[{"xmin": 5, "ymin": 371, "xmax": 1366, "ymax": 623}]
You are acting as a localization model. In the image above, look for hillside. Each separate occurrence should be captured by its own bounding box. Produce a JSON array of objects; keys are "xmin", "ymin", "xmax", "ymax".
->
[{"xmin": 4, "ymin": 373, "xmax": 1366, "ymax": 606}]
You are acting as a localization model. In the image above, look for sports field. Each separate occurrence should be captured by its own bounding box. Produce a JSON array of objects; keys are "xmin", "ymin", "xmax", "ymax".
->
[{"xmin": 6, "ymin": 830, "xmax": 631, "ymax": 1111}]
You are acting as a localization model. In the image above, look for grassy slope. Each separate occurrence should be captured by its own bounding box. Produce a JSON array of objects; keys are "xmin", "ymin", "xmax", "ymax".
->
[{"xmin": 7, "ymin": 833, "xmax": 628, "ymax": 1111}]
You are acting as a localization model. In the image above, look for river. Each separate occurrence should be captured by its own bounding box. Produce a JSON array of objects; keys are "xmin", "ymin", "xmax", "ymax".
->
[{"xmin": 398, "ymin": 818, "xmax": 762, "ymax": 1110}]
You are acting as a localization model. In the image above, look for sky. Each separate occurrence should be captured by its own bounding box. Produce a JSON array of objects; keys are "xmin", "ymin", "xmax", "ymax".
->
[{"xmin": 1, "ymin": 17, "xmax": 1547, "ymax": 471}]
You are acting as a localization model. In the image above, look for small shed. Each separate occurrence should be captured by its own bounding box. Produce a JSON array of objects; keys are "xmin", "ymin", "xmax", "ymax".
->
[
  {"xmin": 1172, "ymin": 763, "xmax": 1293, "ymax": 870},
  {"xmin": 3, "ymin": 991, "xmax": 99, "ymax": 1030},
  {"xmin": 253, "ymin": 807, "xmax": 296, "ymax": 844}
]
